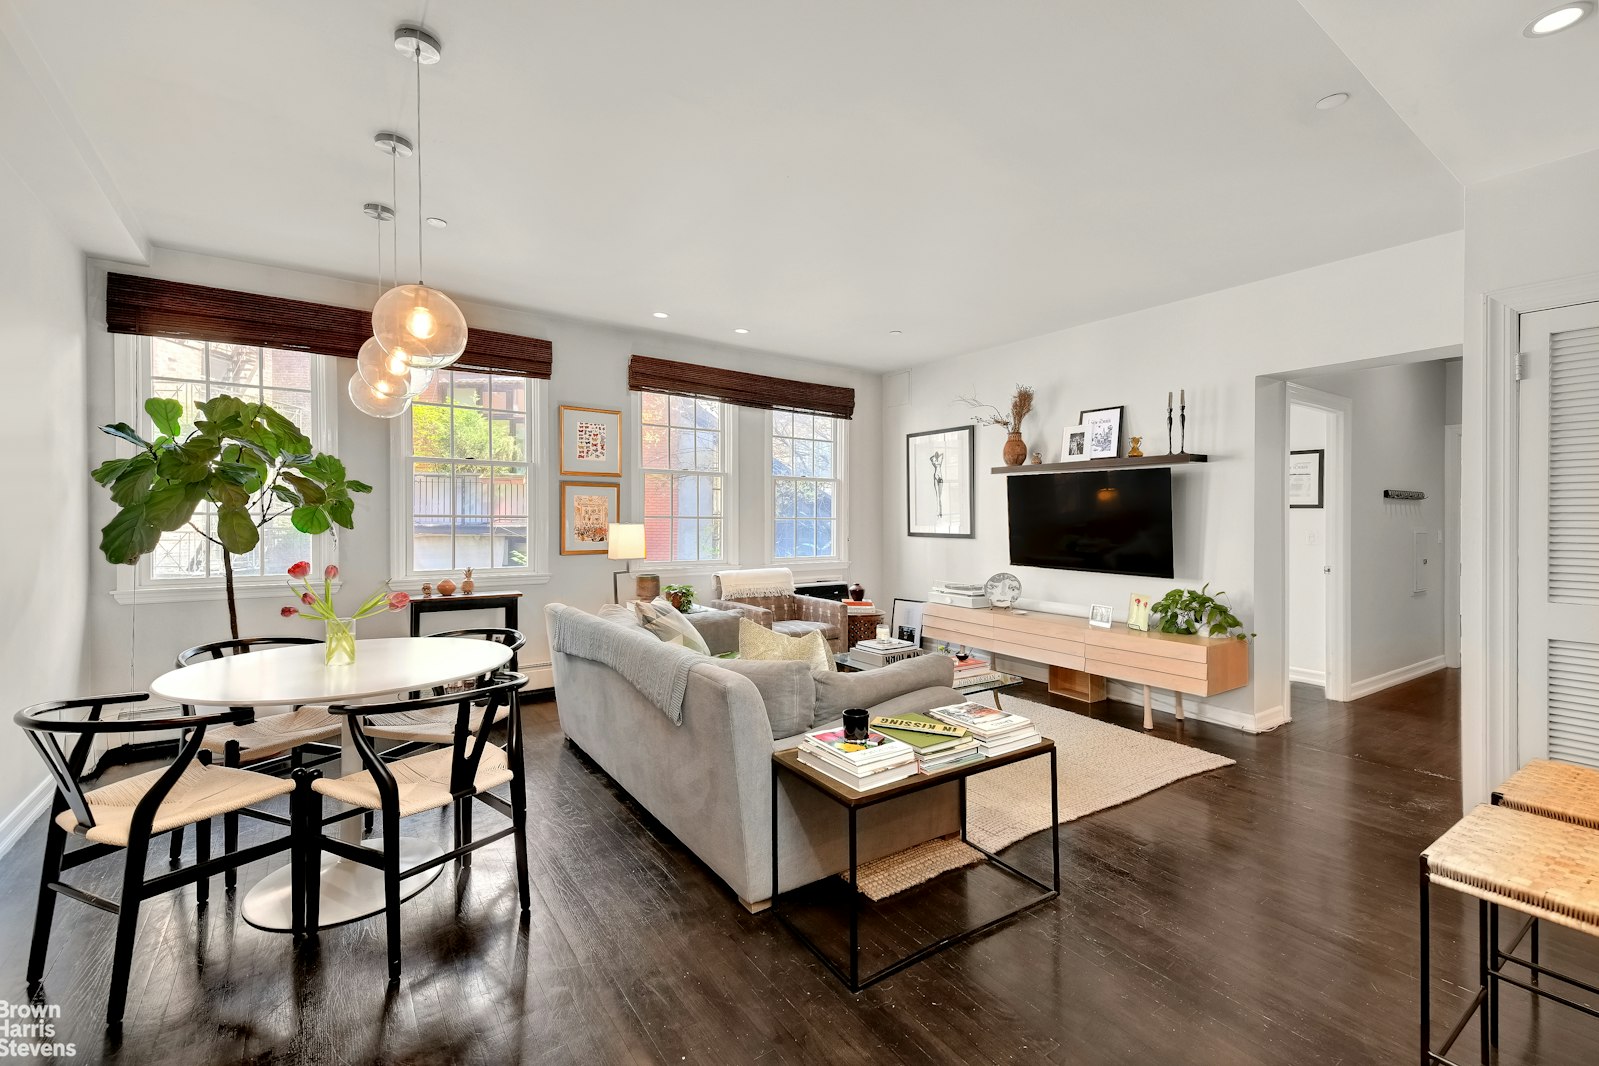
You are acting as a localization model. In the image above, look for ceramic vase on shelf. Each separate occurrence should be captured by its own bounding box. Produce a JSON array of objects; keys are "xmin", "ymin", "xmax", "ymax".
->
[
  {"xmin": 461, "ymin": 568, "xmax": 475, "ymax": 595},
  {"xmin": 1002, "ymin": 431, "xmax": 1028, "ymax": 466},
  {"xmin": 325, "ymin": 617, "xmax": 357, "ymax": 666},
  {"xmin": 437, "ymin": 578, "xmax": 457, "ymax": 597}
]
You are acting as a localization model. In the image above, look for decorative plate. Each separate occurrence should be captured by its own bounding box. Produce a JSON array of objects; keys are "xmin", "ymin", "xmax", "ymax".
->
[{"xmin": 983, "ymin": 572, "xmax": 1022, "ymax": 609}]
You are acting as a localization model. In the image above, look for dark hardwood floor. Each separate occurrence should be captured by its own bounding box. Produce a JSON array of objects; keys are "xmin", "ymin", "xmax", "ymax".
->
[{"xmin": 3, "ymin": 668, "xmax": 1594, "ymax": 1064}]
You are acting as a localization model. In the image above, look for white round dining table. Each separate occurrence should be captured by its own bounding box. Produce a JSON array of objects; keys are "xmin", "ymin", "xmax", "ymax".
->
[{"xmin": 148, "ymin": 636, "xmax": 515, "ymax": 933}]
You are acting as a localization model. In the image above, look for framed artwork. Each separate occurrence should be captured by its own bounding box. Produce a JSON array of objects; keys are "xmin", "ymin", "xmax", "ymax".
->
[
  {"xmin": 1288, "ymin": 449, "xmax": 1325, "ymax": 508},
  {"xmin": 1079, "ymin": 405, "xmax": 1124, "ymax": 460},
  {"xmin": 1060, "ymin": 424, "xmax": 1090, "ymax": 463},
  {"xmin": 1127, "ymin": 593, "xmax": 1152, "ymax": 632},
  {"xmin": 560, "ymin": 481, "xmax": 620, "ymax": 555},
  {"xmin": 906, "ymin": 425, "xmax": 975, "ymax": 538},
  {"xmin": 1089, "ymin": 603, "xmax": 1114, "ymax": 629},
  {"xmin": 890, "ymin": 598, "xmax": 927, "ymax": 647},
  {"xmin": 560, "ymin": 405, "xmax": 622, "ymax": 477}
]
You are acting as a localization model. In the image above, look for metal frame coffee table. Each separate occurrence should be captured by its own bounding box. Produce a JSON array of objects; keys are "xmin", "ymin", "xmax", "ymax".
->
[{"xmin": 770, "ymin": 738, "xmax": 1059, "ymax": 991}]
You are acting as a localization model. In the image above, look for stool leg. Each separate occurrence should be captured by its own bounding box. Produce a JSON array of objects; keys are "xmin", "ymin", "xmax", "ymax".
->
[
  {"xmin": 1478, "ymin": 900, "xmax": 1489, "ymax": 1066},
  {"xmin": 1489, "ymin": 904, "xmax": 1500, "ymax": 1048},
  {"xmin": 1531, "ymin": 919, "xmax": 1540, "ymax": 987},
  {"xmin": 1419, "ymin": 855, "xmax": 1431, "ymax": 1066}
]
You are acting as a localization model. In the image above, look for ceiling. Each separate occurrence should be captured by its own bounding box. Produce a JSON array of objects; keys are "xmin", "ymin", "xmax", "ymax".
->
[{"xmin": 5, "ymin": 1, "xmax": 1541, "ymax": 368}]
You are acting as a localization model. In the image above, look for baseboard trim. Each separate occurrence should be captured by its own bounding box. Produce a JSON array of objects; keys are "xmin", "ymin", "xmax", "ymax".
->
[
  {"xmin": 1350, "ymin": 656, "xmax": 1447, "ymax": 700},
  {"xmin": 0, "ymin": 776, "xmax": 52, "ymax": 859},
  {"xmin": 1289, "ymin": 667, "xmax": 1326, "ymax": 687}
]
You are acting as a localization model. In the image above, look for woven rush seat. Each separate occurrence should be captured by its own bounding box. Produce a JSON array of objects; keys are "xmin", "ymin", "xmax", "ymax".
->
[
  {"xmin": 363, "ymin": 703, "xmax": 508, "ymax": 744},
  {"xmin": 312, "ymin": 744, "xmax": 514, "ymax": 816},
  {"xmin": 1424, "ymin": 804, "xmax": 1599, "ymax": 937},
  {"xmin": 199, "ymin": 705, "xmax": 340, "ymax": 762},
  {"xmin": 1495, "ymin": 759, "xmax": 1599, "ymax": 831},
  {"xmin": 55, "ymin": 763, "xmax": 295, "ymax": 846}
]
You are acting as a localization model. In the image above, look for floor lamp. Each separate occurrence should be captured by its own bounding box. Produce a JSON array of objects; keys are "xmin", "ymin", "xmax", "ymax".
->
[{"xmin": 608, "ymin": 524, "xmax": 651, "ymax": 603}]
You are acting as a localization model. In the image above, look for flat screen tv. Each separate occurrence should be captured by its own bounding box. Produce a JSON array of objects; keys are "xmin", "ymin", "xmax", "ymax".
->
[{"xmin": 1007, "ymin": 468, "xmax": 1174, "ymax": 578}]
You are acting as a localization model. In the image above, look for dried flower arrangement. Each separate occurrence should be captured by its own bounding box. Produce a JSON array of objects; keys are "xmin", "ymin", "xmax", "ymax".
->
[{"xmin": 956, "ymin": 385, "xmax": 1035, "ymax": 432}]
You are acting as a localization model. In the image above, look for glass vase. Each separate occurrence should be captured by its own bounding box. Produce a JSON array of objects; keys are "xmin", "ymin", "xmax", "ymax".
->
[{"xmin": 325, "ymin": 616, "xmax": 357, "ymax": 666}]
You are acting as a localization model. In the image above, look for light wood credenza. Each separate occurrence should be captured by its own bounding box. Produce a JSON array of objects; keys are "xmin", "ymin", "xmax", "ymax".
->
[{"xmin": 921, "ymin": 602, "xmax": 1249, "ymax": 729}]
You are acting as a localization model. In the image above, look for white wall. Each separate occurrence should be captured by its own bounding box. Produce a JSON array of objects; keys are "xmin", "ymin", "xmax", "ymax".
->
[
  {"xmin": 1287, "ymin": 405, "xmax": 1329, "ymax": 686},
  {"xmin": 83, "ymin": 248, "xmax": 883, "ymax": 694},
  {"xmin": 0, "ymin": 161, "xmax": 90, "ymax": 843},
  {"xmin": 880, "ymin": 232, "xmax": 1464, "ymax": 731},
  {"xmin": 1288, "ymin": 361, "xmax": 1450, "ymax": 692}
]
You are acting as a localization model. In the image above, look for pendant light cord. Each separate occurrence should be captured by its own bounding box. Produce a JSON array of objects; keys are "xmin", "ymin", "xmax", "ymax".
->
[
  {"xmin": 390, "ymin": 140, "xmax": 400, "ymax": 288},
  {"xmin": 414, "ymin": 42, "xmax": 424, "ymax": 285}
]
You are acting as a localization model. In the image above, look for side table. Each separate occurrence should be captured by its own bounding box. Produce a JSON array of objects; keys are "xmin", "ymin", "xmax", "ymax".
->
[
  {"xmin": 845, "ymin": 610, "xmax": 883, "ymax": 649},
  {"xmin": 409, "ymin": 591, "xmax": 523, "ymax": 667},
  {"xmin": 771, "ymin": 738, "xmax": 1059, "ymax": 991}
]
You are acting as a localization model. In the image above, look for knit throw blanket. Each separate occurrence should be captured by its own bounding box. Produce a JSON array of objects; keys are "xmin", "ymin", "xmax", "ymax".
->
[
  {"xmin": 548, "ymin": 604, "xmax": 699, "ymax": 725},
  {"xmin": 716, "ymin": 567, "xmax": 796, "ymax": 598}
]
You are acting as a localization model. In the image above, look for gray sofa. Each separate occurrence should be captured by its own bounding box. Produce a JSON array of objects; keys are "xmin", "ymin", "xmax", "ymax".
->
[{"xmin": 545, "ymin": 602, "xmax": 961, "ymax": 911}]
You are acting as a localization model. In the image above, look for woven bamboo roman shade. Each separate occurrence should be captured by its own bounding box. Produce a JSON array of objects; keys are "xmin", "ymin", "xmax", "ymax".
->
[
  {"xmin": 627, "ymin": 355, "xmax": 855, "ymax": 420},
  {"xmin": 105, "ymin": 273, "xmax": 552, "ymax": 379}
]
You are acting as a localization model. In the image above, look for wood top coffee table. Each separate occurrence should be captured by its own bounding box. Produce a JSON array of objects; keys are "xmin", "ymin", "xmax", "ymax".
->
[{"xmin": 770, "ymin": 737, "xmax": 1059, "ymax": 991}]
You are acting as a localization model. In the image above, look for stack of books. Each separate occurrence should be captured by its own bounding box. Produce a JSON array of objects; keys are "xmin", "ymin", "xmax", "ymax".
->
[
  {"xmin": 849, "ymin": 638, "xmax": 923, "ymax": 669},
  {"xmin": 844, "ymin": 598, "xmax": 878, "ymax": 616},
  {"xmin": 927, "ymin": 701, "xmax": 1041, "ymax": 757},
  {"xmin": 870, "ymin": 712, "xmax": 983, "ymax": 774},
  {"xmin": 951, "ymin": 655, "xmax": 1006, "ymax": 689},
  {"xmin": 797, "ymin": 727, "xmax": 917, "ymax": 790}
]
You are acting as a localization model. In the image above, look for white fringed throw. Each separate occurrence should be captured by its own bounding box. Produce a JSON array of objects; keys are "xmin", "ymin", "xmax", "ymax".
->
[{"xmin": 716, "ymin": 567, "xmax": 796, "ymax": 598}]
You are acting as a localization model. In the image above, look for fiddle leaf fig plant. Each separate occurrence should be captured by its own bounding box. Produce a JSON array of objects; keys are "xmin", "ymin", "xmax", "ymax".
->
[
  {"xmin": 1150, "ymin": 584, "xmax": 1252, "ymax": 641},
  {"xmin": 92, "ymin": 395, "xmax": 372, "ymax": 638}
]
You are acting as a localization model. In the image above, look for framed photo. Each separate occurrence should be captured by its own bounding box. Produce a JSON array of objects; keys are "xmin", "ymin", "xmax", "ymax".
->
[
  {"xmin": 1079, "ymin": 405, "xmax": 1124, "ymax": 460},
  {"xmin": 1061, "ymin": 424, "xmax": 1090, "ymax": 463},
  {"xmin": 907, "ymin": 426, "xmax": 974, "ymax": 538},
  {"xmin": 560, "ymin": 481, "xmax": 620, "ymax": 555},
  {"xmin": 890, "ymin": 598, "xmax": 927, "ymax": 648},
  {"xmin": 1089, "ymin": 603, "xmax": 1114, "ymax": 629},
  {"xmin": 560, "ymin": 406, "xmax": 622, "ymax": 477},
  {"xmin": 1288, "ymin": 448, "xmax": 1325, "ymax": 508},
  {"xmin": 1127, "ymin": 593, "xmax": 1151, "ymax": 632}
]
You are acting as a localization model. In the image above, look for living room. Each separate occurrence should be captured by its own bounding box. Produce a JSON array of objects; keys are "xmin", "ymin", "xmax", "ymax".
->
[{"xmin": 3, "ymin": 3, "xmax": 1599, "ymax": 1064}]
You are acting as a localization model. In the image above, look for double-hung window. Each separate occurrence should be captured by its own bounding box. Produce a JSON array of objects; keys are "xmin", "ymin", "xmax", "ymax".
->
[
  {"xmin": 639, "ymin": 392, "xmax": 728, "ymax": 562},
  {"xmin": 399, "ymin": 370, "xmax": 542, "ymax": 578},
  {"xmin": 770, "ymin": 410, "xmax": 843, "ymax": 561},
  {"xmin": 115, "ymin": 335, "xmax": 334, "ymax": 601}
]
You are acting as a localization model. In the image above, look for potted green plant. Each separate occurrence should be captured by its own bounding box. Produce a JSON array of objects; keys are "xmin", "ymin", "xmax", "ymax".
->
[
  {"xmin": 1150, "ymin": 584, "xmax": 1252, "ymax": 641},
  {"xmin": 664, "ymin": 584, "xmax": 696, "ymax": 612},
  {"xmin": 92, "ymin": 395, "xmax": 372, "ymax": 639}
]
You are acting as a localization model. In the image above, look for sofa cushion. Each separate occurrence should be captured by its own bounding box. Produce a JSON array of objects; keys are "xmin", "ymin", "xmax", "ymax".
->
[
  {"xmin": 716, "ymin": 658, "xmax": 817, "ymax": 740},
  {"xmin": 738, "ymin": 617, "xmax": 832, "ymax": 675},
  {"xmin": 812, "ymin": 653, "xmax": 957, "ymax": 725},
  {"xmin": 684, "ymin": 607, "xmax": 742, "ymax": 657},
  {"xmin": 634, "ymin": 597, "xmax": 711, "ymax": 655},
  {"xmin": 774, "ymin": 619, "xmax": 842, "ymax": 642},
  {"xmin": 596, "ymin": 602, "xmax": 643, "ymax": 628}
]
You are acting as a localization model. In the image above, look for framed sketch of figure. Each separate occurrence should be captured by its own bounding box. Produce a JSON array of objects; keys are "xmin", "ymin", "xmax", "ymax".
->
[{"xmin": 907, "ymin": 426, "xmax": 974, "ymax": 538}]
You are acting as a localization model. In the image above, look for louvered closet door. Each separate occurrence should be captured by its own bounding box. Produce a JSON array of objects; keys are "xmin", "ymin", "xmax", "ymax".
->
[{"xmin": 1518, "ymin": 303, "xmax": 1599, "ymax": 769}]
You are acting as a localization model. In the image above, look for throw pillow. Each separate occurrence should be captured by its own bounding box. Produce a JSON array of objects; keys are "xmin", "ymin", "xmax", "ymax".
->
[
  {"xmin": 633, "ymin": 597, "xmax": 711, "ymax": 656},
  {"xmin": 716, "ymin": 657, "xmax": 817, "ymax": 739},
  {"xmin": 737, "ymin": 617, "xmax": 833, "ymax": 675},
  {"xmin": 812, "ymin": 653, "xmax": 956, "ymax": 725},
  {"xmin": 596, "ymin": 602, "xmax": 644, "ymax": 629}
]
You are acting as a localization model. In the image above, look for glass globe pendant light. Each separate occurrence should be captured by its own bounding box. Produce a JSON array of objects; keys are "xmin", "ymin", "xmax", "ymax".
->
[
  {"xmin": 374, "ymin": 25, "xmax": 467, "ymax": 369},
  {"xmin": 348, "ymin": 370, "xmax": 413, "ymax": 418},
  {"xmin": 357, "ymin": 335, "xmax": 432, "ymax": 399}
]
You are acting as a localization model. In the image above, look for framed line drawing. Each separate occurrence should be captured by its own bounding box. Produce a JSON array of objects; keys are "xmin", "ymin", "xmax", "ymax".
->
[
  {"xmin": 907, "ymin": 425, "xmax": 974, "ymax": 538},
  {"xmin": 1078, "ymin": 405, "xmax": 1124, "ymax": 461},
  {"xmin": 560, "ymin": 481, "xmax": 620, "ymax": 555},
  {"xmin": 1288, "ymin": 448, "xmax": 1325, "ymax": 508},
  {"xmin": 560, "ymin": 405, "xmax": 623, "ymax": 477}
]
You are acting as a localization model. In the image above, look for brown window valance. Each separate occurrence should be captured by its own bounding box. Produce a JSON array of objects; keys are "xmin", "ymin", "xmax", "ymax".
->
[
  {"xmin": 627, "ymin": 354, "xmax": 855, "ymax": 420},
  {"xmin": 105, "ymin": 273, "xmax": 552, "ymax": 379}
]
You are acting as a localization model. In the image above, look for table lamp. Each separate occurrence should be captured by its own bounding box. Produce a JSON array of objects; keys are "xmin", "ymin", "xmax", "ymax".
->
[{"xmin": 607, "ymin": 523, "xmax": 652, "ymax": 602}]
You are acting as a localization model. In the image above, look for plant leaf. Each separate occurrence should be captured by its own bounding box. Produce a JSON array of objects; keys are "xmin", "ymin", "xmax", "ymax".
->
[
  {"xmin": 144, "ymin": 481, "xmax": 205, "ymax": 530},
  {"xmin": 99, "ymin": 505, "xmax": 162, "ymax": 564},
  {"xmin": 155, "ymin": 440, "xmax": 218, "ymax": 484},
  {"xmin": 346, "ymin": 479, "xmax": 373, "ymax": 495},
  {"xmin": 328, "ymin": 497, "xmax": 355, "ymax": 529},
  {"xmin": 291, "ymin": 505, "xmax": 332, "ymax": 535},
  {"xmin": 100, "ymin": 422, "xmax": 150, "ymax": 449},
  {"xmin": 91, "ymin": 457, "xmax": 130, "ymax": 487},
  {"xmin": 216, "ymin": 505, "xmax": 260, "ymax": 554},
  {"xmin": 144, "ymin": 397, "xmax": 183, "ymax": 437},
  {"xmin": 282, "ymin": 472, "xmax": 327, "ymax": 505},
  {"xmin": 108, "ymin": 453, "xmax": 158, "ymax": 506}
]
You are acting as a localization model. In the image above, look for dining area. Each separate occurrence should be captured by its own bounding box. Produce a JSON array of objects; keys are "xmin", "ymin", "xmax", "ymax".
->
[{"xmin": 12, "ymin": 598, "xmax": 535, "ymax": 1040}]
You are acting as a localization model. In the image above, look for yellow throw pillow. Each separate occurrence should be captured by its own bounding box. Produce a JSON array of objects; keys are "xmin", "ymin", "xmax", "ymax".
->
[{"xmin": 737, "ymin": 618, "xmax": 834, "ymax": 675}]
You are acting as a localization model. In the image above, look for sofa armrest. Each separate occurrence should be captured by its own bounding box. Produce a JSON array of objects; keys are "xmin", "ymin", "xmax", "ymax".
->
[
  {"xmin": 794, "ymin": 594, "xmax": 849, "ymax": 634},
  {"xmin": 704, "ymin": 598, "xmax": 773, "ymax": 628}
]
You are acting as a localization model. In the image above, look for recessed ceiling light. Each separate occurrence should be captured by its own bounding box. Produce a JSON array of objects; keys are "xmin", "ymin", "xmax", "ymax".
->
[
  {"xmin": 1315, "ymin": 92, "xmax": 1350, "ymax": 110},
  {"xmin": 733, "ymin": 328, "xmax": 750, "ymax": 334},
  {"xmin": 652, "ymin": 311, "xmax": 670, "ymax": 319},
  {"xmin": 1524, "ymin": 2, "xmax": 1593, "ymax": 36},
  {"xmin": 889, "ymin": 330, "xmax": 903, "ymax": 336},
  {"xmin": 426, "ymin": 217, "xmax": 447, "ymax": 228}
]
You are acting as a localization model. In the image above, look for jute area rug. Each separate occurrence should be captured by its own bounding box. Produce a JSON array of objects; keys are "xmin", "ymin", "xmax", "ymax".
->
[{"xmin": 848, "ymin": 692, "xmax": 1235, "ymax": 900}]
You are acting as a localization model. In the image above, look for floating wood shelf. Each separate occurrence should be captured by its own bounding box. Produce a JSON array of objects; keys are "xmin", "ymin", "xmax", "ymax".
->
[{"xmin": 991, "ymin": 452, "xmax": 1208, "ymax": 475}]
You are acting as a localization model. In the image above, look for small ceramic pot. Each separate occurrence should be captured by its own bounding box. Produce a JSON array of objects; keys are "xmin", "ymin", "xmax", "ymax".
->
[{"xmin": 436, "ymin": 578, "xmax": 457, "ymax": 597}]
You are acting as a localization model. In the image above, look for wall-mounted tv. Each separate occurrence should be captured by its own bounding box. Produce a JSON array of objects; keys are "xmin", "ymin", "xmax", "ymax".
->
[{"xmin": 1006, "ymin": 468, "xmax": 1175, "ymax": 578}]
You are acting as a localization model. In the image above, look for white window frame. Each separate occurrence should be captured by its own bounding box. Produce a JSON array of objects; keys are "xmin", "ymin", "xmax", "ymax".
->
[
  {"xmin": 629, "ymin": 390, "xmax": 739, "ymax": 573},
  {"xmin": 765, "ymin": 410, "xmax": 849, "ymax": 572},
  {"xmin": 109, "ymin": 334, "xmax": 342, "ymax": 605},
  {"xmin": 388, "ymin": 373, "xmax": 551, "ymax": 590}
]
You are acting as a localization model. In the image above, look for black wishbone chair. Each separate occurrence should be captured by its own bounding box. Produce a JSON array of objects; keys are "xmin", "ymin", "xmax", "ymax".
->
[
  {"xmin": 302, "ymin": 670, "xmax": 530, "ymax": 981},
  {"xmin": 172, "ymin": 636, "xmax": 343, "ymax": 891},
  {"xmin": 365, "ymin": 628, "xmax": 527, "ymax": 749},
  {"xmin": 14, "ymin": 693, "xmax": 316, "ymax": 1028}
]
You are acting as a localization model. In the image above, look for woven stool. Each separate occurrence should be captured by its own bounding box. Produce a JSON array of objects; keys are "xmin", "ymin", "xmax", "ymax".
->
[{"xmin": 1420, "ymin": 803, "xmax": 1599, "ymax": 1065}]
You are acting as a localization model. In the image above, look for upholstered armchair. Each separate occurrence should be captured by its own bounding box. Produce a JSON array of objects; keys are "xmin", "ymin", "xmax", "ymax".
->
[{"xmin": 707, "ymin": 569, "xmax": 848, "ymax": 654}]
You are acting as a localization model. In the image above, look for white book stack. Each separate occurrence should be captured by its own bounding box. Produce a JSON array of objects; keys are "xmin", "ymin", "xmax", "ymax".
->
[
  {"xmin": 927, "ymin": 701, "xmax": 1041, "ymax": 756},
  {"xmin": 796, "ymin": 727, "xmax": 917, "ymax": 791}
]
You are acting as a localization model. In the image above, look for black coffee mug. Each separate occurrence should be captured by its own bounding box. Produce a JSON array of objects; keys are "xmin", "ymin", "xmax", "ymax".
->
[{"xmin": 842, "ymin": 707, "xmax": 870, "ymax": 741}]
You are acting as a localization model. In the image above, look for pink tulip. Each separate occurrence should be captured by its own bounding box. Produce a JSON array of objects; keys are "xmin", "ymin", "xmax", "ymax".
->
[
  {"xmin": 301, "ymin": 591, "xmax": 316, "ymax": 606},
  {"xmin": 387, "ymin": 591, "xmax": 411, "ymax": 611},
  {"xmin": 281, "ymin": 606, "xmax": 298, "ymax": 618},
  {"xmin": 287, "ymin": 561, "xmax": 311, "ymax": 579},
  {"xmin": 325, "ymin": 564, "xmax": 339, "ymax": 580}
]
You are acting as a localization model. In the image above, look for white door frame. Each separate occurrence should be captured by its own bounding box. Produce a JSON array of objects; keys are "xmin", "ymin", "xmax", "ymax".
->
[
  {"xmin": 1285, "ymin": 384, "xmax": 1354, "ymax": 706},
  {"xmin": 1467, "ymin": 272, "xmax": 1599, "ymax": 807},
  {"xmin": 1443, "ymin": 424, "xmax": 1462, "ymax": 670}
]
